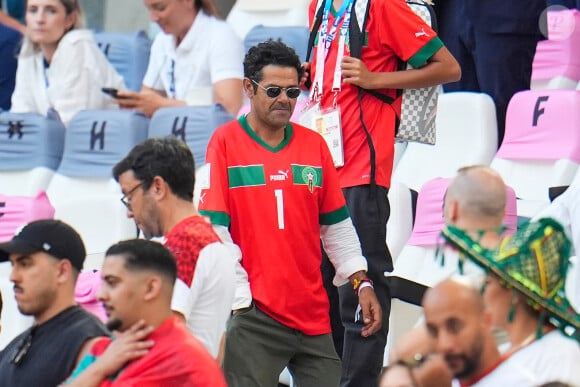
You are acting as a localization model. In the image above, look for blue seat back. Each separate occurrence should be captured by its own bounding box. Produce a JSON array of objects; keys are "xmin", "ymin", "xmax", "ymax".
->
[
  {"xmin": 0, "ymin": 112, "xmax": 66, "ymax": 171},
  {"xmin": 94, "ymin": 31, "xmax": 152, "ymax": 91},
  {"xmin": 148, "ymin": 105, "xmax": 234, "ymax": 168},
  {"xmin": 58, "ymin": 110, "xmax": 149, "ymax": 178},
  {"xmin": 244, "ymin": 25, "xmax": 310, "ymax": 62}
]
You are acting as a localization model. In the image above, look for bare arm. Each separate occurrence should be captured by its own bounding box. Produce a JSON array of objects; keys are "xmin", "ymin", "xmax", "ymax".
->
[
  {"xmin": 341, "ymin": 45, "xmax": 461, "ymax": 90},
  {"xmin": 0, "ymin": 11, "xmax": 25, "ymax": 34},
  {"xmin": 65, "ymin": 321, "xmax": 154, "ymax": 387},
  {"xmin": 116, "ymin": 86, "xmax": 185, "ymax": 117},
  {"xmin": 213, "ymin": 78, "xmax": 243, "ymax": 116}
]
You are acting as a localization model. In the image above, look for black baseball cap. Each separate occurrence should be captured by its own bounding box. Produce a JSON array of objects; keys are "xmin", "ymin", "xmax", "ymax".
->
[{"xmin": 0, "ymin": 219, "xmax": 86, "ymax": 271}]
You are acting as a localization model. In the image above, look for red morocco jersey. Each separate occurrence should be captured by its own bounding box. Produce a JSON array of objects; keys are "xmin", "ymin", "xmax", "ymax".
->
[
  {"xmin": 309, "ymin": 0, "xmax": 444, "ymax": 188},
  {"xmin": 198, "ymin": 116, "xmax": 349, "ymax": 335}
]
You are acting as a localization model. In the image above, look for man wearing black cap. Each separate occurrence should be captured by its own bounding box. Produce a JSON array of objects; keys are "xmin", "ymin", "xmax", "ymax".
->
[{"xmin": 0, "ymin": 219, "xmax": 108, "ymax": 386}]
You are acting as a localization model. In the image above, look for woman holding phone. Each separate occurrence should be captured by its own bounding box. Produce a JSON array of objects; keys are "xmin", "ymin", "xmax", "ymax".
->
[
  {"xmin": 10, "ymin": 0, "xmax": 124, "ymax": 125},
  {"xmin": 116, "ymin": 0, "xmax": 244, "ymax": 117}
]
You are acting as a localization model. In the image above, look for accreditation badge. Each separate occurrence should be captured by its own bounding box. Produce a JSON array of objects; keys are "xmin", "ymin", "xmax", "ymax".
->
[{"xmin": 300, "ymin": 103, "xmax": 345, "ymax": 168}]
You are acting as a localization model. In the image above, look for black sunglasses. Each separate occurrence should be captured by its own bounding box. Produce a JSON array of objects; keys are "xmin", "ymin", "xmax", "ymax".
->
[
  {"xmin": 251, "ymin": 79, "xmax": 301, "ymax": 99},
  {"xmin": 11, "ymin": 327, "xmax": 35, "ymax": 366}
]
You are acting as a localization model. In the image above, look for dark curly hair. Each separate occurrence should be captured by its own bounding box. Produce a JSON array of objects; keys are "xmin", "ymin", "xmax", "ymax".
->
[
  {"xmin": 113, "ymin": 137, "xmax": 195, "ymax": 202},
  {"xmin": 243, "ymin": 40, "xmax": 304, "ymax": 87}
]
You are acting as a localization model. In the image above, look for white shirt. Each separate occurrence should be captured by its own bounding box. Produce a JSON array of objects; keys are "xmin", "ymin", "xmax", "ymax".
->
[
  {"xmin": 11, "ymin": 30, "xmax": 125, "ymax": 125},
  {"xmin": 171, "ymin": 241, "xmax": 236, "ymax": 358},
  {"xmin": 143, "ymin": 11, "xmax": 243, "ymax": 105},
  {"xmin": 509, "ymin": 330, "xmax": 580, "ymax": 386},
  {"xmin": 451, "ymin": 357, "xmax": 536, "ymax": 387}
]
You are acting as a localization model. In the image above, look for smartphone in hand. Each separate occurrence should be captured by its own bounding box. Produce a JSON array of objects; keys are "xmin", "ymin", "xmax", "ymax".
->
[{"xmin": 101, "ymin": 87, "xmax": 121, "ymax": 98}]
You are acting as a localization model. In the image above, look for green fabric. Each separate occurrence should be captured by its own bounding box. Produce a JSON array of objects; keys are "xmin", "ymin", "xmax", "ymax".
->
[
  {"xmin": 228, "ymin": 165, "xmax": 266, "ymax": 188},
  {"xmin": 441, "ymin": 218, "xmax": 580, "ymax": 340},
  {"xmin": 319, "ymin": 205, "xmax": 350, "ymax": 225},
  {"xmin": 238, "ymin": 115, "xmax": 293, "ymax": 153},
  {"xmin": 291, "ymin": 165, "xmax": 323, "ymax": 188},
  {"xmin": 198, "ymin": 210, "xmax": 230, "ymax": 227},
  {"xmin": 408, "ymin": 37, "xmax": 444, "ymax": 68}
]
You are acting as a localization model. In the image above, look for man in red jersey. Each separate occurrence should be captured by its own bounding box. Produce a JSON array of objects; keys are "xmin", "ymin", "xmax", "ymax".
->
[
  {"xmin": 198, "ymin": 40, "xmax": 382, "ymax": 386},
  {"xmin": 305, "ymin": 0, "xmax": 461, "ymax": 384},
  {"xmin": 64, "ymin": 239, "xmax": 227, "ymax": 386}
]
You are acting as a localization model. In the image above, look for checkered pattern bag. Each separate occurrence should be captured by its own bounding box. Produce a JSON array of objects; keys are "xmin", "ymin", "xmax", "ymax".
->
[
  {"xmin": 309, "ymin": 0, "xmax": 439, "ymax": 146},
  {"xmin": 396, "ymin": 1, "xmax": 439, "ymax": 145}
]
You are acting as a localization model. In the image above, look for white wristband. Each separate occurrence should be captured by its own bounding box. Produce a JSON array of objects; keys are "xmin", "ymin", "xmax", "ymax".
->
[{"xmin": 357, "ymin": 281, "xmax": 373, "ymax": 296}]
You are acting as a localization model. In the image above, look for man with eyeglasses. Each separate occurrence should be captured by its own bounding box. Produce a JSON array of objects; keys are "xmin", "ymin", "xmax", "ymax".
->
[
  {"xmin": 198, "ymin": 40, "xmax": 382, "ymax": 387},
  {"xmin": 0, "ymin": 219, "xmax": 107, "ymax": 386},
  {"xmin": 112, "ymin": 136, "xmax": 237, "ymax": 359}
]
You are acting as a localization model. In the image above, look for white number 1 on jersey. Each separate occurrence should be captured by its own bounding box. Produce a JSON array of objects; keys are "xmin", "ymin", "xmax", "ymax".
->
[{"xmin": 274, "ymin": 189, "xmax": 285, "ymax": 229}]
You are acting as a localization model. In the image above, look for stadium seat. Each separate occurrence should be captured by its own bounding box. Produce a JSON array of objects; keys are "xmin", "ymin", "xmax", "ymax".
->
[
  {"xmin": 492, "ymin": 89, "xmax": 580, "ymax": 217},
  {"xmin": 75, "ymin": 270, "xmax": 107, "ymax": 322},
  {"xmin": 393, "ymin": 141, "xmax": 407, "ymax": 169},
  {"xmin": 47, "ymin": 110, "xmax": 149, "ymax": 259},
  {"xmin": 0, "ymin": 191, "xmax": 55, "ymax": 242},
  {"xmin": 531, "ymin": 9, "xmax": 580, "ymax": 90},
  {"xmin": 0, "ymin": 112, "xmax": 66, "ymax": 196},
  {"xmin": 93, "ymin": 30, "xmax": 152, "ymax": 91},
  {"xmin": 226, "ymin": 0, "xmax": 309, "ymax": 40},
  {"xmin": 386, "ymin": 181, "xmax": 414, "ymax": 261},
  {"xmin": 148, "ymin": 105, "xmax": 234, "ymax": 169},
  {"xmin": 392, "ymin": 92, "xmax": 498, "ymax": 192},
  {"xmin": 244, "ymin": 25, "xmax": 309, "ymax": 62}
]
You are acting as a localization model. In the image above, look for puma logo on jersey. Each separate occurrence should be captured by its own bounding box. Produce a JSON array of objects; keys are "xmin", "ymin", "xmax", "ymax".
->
[
  {"xmin": 415, "ymin": 28, "xmax": 430, "ymax": 38},
  {"xmin": 270, "ymin": 170, "xmax": 290, "ymax": 181}
]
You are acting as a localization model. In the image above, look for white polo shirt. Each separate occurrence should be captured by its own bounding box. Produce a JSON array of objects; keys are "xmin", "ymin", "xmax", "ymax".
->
[
  {"xmin": 143, "ymin": 11, "xmax": 244, "ymax": 105},
  {"xmin": 171, "ymin": 241, "xmax": 237, "ymax": 358}
]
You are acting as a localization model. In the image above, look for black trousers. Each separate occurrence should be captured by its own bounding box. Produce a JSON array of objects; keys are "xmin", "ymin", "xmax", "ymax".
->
[{"xmin": 322, "ymin": 185, "xmax": 392, "ymax": 387}]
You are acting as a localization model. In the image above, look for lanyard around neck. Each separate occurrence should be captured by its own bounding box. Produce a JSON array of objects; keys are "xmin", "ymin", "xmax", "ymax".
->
[
  {"xmin": 42, "ymin": 57, "xmax": 50, "ymax": 88},
  {"xmin": 312, "ymin": 0, "xmax": 354, "ymax": 102},
  {"xmin": 168, "ymin": 59, "xmax": 176, "ymax": 99}
]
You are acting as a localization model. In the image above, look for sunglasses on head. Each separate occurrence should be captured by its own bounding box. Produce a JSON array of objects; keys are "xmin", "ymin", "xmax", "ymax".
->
[{"xmin": 251, "ymin": 79, "xmax": 301, "ymax": 99}]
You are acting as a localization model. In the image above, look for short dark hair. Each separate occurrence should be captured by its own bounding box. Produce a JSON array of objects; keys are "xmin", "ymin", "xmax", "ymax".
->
[
  {"xmin": 112, "ymin": 137, "xmax": 195, "ymax": 201},
  {"xmin": 243, "ymin": 40, "xmax": 304, "ymax": 84},
  {"xmin": 105, "ymin": 239, "xmax": 177, "ymax": 285}
]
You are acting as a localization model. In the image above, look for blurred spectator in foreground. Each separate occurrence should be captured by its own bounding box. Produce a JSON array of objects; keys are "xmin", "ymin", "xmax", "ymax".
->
[
  {"xmin": 442, "ymin": 218, "xmax": 580, "ymax": 385},
  {"xmin": 64, "ymin": 240, "xmax": 227, "ymax": 386},
  {"xmin": 423, "ymin": 278, "xmax": 536, "ymax": 386},
  {"xmin": 116, "ymin": 0, "xmax": 244, "ymax": 117},
  {"xmin": 0, "ymin": 220, "xmax": 107, "ymax": 386},
  {"xmin": 10, "ymin": 0, "xmax": 125, "ymax": 125}
]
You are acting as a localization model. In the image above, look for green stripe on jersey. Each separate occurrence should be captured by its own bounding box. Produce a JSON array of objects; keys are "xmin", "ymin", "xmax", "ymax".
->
[
  {"xmin": 228, "ymin": 165, "xmax": 266, "ymax": 188},
  {"xmin": 408, "ymin": 36, "xmax": 443, "ymax": 68},
  {"xmin": 292, "ymin": 164, "xmax": 323, "ymax": 188},
  {"xmin": 320, "ymin": 205, "xmax": 350, "ymax": 225},
  {"xmin": 198, "ymin": 210, "xmax": 230, "ymax": 227}
]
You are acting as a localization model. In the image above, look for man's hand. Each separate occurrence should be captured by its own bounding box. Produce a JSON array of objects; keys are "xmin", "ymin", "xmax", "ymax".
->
[
  {"xmin": 341, "ymin": 56, "xmax": 375, "ymax": 89},
  {"xmin": 115, "ymin": 90, "xmax": 169, "ymax": 117},
  {"xmin": 92, "ymin": 319, "xmax": 155, "ymax": 377},
  {"xmin": 300, "ymin": 62, "xmax": 312, "ymax": 91},
  {"xmin": 358, "ymin": 286, "xmax": 382, "ymax": 337}
]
